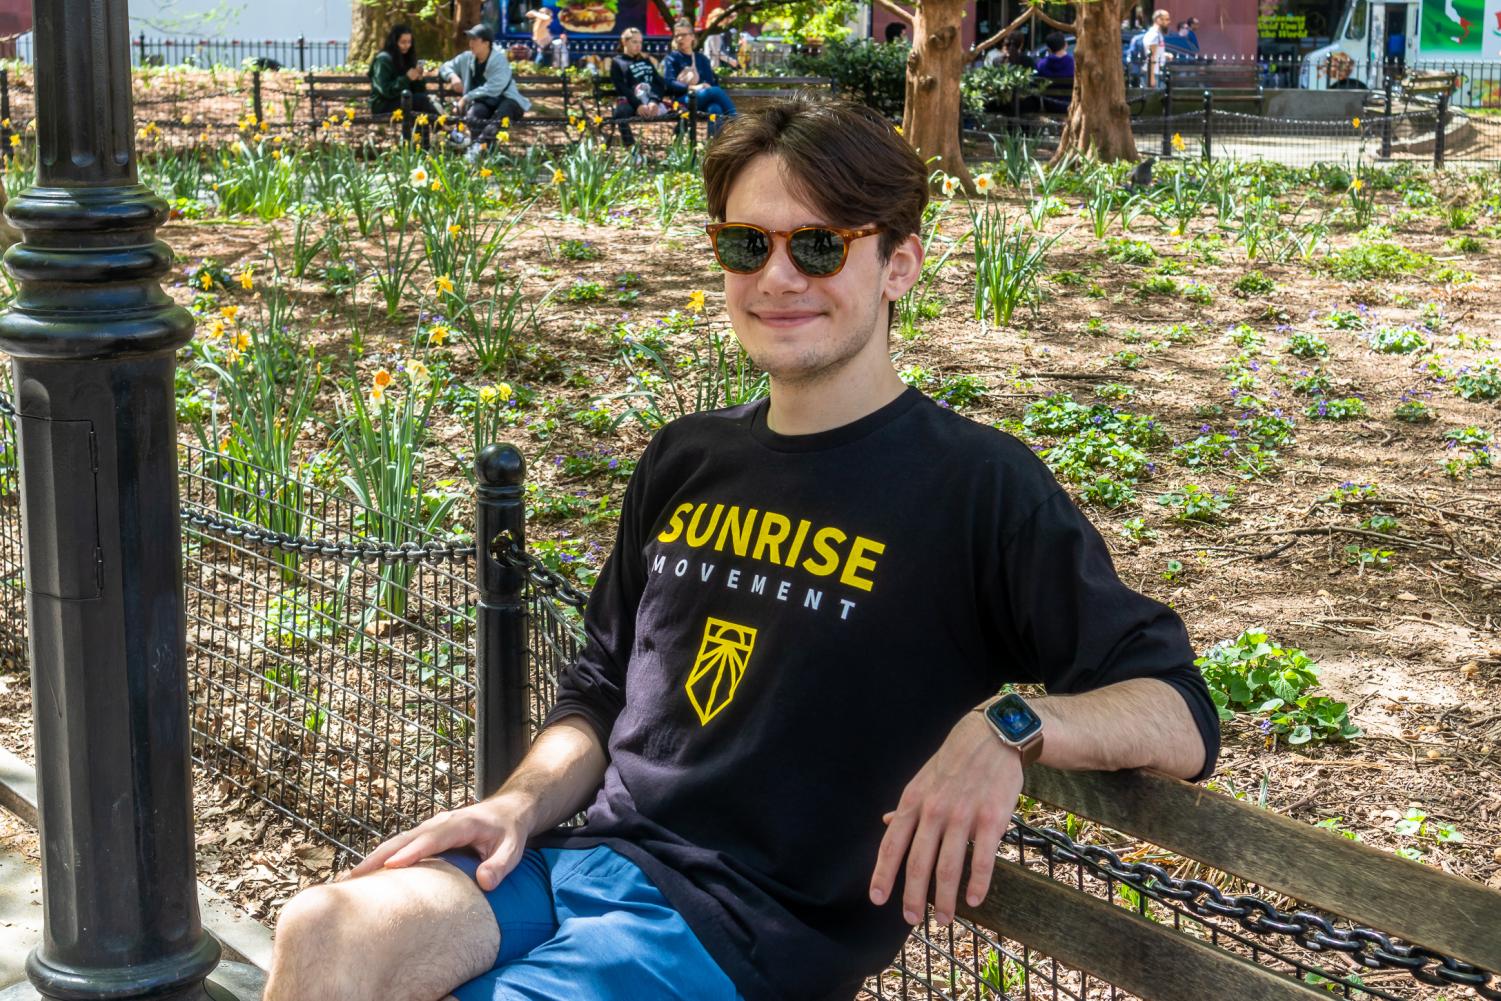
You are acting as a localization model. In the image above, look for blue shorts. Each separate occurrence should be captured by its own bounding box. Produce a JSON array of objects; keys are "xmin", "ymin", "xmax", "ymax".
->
[{"xmin": 438, "ymin": 845, "xmax": 743, "ymax": 1001}]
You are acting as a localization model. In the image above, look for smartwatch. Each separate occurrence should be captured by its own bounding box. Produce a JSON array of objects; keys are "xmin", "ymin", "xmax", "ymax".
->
[{"xmin": 975, "ymin": 692, "xmax": 1045, "ymax": 767}]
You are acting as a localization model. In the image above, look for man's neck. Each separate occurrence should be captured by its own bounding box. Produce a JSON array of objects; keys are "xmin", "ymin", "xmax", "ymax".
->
[{"xmin": 763, "ymin": 351, "xmax": 908, "ymax": 437}]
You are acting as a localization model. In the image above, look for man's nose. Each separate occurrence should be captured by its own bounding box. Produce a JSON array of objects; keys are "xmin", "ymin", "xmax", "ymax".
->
[{"xmin": 756, "ymin": 237, "xmax": 809, "ymax": 292}]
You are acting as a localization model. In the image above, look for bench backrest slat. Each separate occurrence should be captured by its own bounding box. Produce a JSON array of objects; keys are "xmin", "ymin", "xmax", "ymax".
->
[
  {"xmin": 961, "ymin": 857, "xmax": 1328, "ymax": 1001},
  {"xmin": 1023, "ymin": 766, "xmax": 1501, "ymax": 972}
]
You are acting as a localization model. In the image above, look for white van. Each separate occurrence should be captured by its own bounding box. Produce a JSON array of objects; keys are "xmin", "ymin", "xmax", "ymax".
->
[{"xmin": 1301, "ymin": 0, "xmax": 1501, "ymax": 95}]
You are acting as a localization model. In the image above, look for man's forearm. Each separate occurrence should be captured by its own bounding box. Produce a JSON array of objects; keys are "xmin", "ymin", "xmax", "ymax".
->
[
  {"xmin": 487, "ymin": 715, "xmax": 608, "ymax": 835},
  {"xmin": 1031, "ymin": 678, "xmax": 1205, "ymax": 779}
]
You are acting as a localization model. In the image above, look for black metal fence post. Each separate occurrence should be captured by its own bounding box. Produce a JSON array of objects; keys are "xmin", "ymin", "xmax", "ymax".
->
[
  {"xmin": 1380, "ymin": 69, "xmax": 1394, "ymax": 160},
  {"xmin": 0, "ymin": 69, "xmax": 10, "ymax": 160},
  {"xmin": 400, "ymin": 90, "xmax": 415, "ymax": 144},
  {"xmin": 1162, "ymin": 73, "xmax": 1174, "ymax": 156},
  {"xmin": 0, "ymin": 2, "xmax": 261, "ymax": 999},
  {"xmin": 252, "ymin": 69, "xmax": 264, "ymax": 128},
  {"xmin": 1201, "ymin": 89, "xmax": 1212, "ymax": 162},
  {"xmin": 474, "ymin": 445, "xmax": 530, "ymax": 800},
  {"xmin": 297, "ymin": 34, "xmax": 307, "ymax": 73},
  {"xmin": 1434, "ymin": 89, "xmax": 1449, "ymax": 170},
  {"xmin": 136, "ymin": 32, "xmax": 146, "ymax": 68}
]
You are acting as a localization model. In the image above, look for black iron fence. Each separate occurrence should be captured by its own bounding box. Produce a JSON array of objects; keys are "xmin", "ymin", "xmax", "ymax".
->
[{"xmin": 4, "ymin": 33, "xmax": 350, "ymax": 71}]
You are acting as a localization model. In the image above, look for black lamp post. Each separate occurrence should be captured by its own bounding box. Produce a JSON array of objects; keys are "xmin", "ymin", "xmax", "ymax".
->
[{"xmin": 0, "ymin": 2, "xmax": 261, "ymax": 999}]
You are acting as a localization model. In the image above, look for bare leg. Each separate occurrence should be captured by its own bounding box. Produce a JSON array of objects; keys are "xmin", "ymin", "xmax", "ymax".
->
[{"xmin": 265, "ymin": 859, "xmax": 500, "ymax": 1001}]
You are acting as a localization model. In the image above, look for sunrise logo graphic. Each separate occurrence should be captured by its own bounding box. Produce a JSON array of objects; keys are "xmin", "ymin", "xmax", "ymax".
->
[{"xmin": 686, "ymin": 618, "xmax": 757, "ymax": 725}]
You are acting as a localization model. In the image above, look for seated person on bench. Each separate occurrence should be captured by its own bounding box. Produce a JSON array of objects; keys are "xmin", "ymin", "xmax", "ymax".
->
[
  {"xmin": 610, "ymin": 28, "xmax": 674, "ymax": 147},
  {"xmin": 663, "ymin": 22, "xmax": 736, "ymax": 137},
  {"xmin": 438, "ymin": 23, "xmax": 531, "ymax": 159},
  {"xmin": 1327, "ymin": 52, "xmax": 1368, "ymax": 90},
  {"xmin": 261, "ymin": 97, "xmax": 1219, "ymax": 1001},
  {"xmin": 1034, "ymin": 31, "xmax": 1074, "ymax": 111},
  {"xmin": 1034, "ymin": 31, "xmax": 1074, "ymax": 79},
  {"xmin": 369, "ymin": 23, "xmax": 439, "ymax": 118}
]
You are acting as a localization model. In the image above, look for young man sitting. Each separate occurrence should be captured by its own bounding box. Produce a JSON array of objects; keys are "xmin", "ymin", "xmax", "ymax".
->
[
  {"xmin": 261, "ymin": 97, "xmax": 1219, "ymax": 1001},
  {"xmin": 438, "ymin": 24, "xmax": 530, "ymax": 161}
]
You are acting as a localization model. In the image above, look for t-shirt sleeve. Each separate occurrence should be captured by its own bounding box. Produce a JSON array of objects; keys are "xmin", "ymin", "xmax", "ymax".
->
[
  {"xmin": 541, "ymin": 435, "xmax": 658, "ymax": 750},
  {"xmin": 993, "ymin": 488, "xmax": 1220, "ymax": 782}
]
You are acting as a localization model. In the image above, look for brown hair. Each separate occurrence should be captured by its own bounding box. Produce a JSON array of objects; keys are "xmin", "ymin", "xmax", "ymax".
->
[{"xmin": 702, "ymin": 95, "xmax": 928, "ymax": 265}]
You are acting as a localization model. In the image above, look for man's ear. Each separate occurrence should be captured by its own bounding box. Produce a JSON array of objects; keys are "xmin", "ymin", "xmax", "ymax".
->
[{"xmin": 882, "ymin": 232, "xmax": 924, "ymax": 306}]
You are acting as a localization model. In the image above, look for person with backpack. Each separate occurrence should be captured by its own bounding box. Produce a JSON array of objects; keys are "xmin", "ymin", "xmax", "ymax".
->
[{"xmin": 368, "ymin": 23, "xmax": 439, "ymax": 117}]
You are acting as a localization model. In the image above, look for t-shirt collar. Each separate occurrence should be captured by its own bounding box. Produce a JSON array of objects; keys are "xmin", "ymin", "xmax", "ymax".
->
[{"xmin": 750, "ymin": 386, "xmax": 922, "ymax": 453}]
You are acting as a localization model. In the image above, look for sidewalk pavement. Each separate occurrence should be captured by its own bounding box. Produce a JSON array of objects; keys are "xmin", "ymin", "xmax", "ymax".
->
[
  {"xmin": 0, "ymin": 819, "xmax": 43, "ymax": 989},
  {"xmin": 0, "ymin": 747, "xmax": 273, "ymax": 993}
]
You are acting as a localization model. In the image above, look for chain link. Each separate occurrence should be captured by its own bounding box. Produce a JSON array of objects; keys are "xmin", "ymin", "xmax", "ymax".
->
[
  {"xmin": 181, "ymin": 507, "xmax": 476, "ymax": 565},
  {"xmin": 1006, "ymin": 817, "xmax": 1500, "ymax": 998},
  {"xmin": 490, "ymin": 530, "xmax": 591, "ymax": 612}
]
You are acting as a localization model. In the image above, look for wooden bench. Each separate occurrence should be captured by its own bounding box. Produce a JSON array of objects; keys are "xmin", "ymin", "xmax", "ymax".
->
[
  {"xmin": 944, "ymin": 765, "xmax": 1501, "ymax": 1000},
  {"xmin": 585, "ymin": 74, "xmax": 834, "ymax": 150},
  {"xmin": 304, "ymin": 72, "xmax": 581, "ymax": 142},
  {"xmin": 1164, "ymin": 62, "xmax": 1265, "ymax": 117}
]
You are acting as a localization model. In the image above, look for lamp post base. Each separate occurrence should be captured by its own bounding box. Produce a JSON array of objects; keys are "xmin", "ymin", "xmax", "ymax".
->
[{"xmin": 0, "ymin": 961, "xmax": 265, "ymax": 1001}]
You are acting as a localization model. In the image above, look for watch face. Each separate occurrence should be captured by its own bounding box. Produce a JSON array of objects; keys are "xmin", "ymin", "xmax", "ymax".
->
[{"xmin": 986, "ymin": 693, "xmax": 1042, "ymax": 743}]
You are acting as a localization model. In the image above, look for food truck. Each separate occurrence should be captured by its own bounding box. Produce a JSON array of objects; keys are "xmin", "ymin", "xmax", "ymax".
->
[{"xmin": 1299, "ymin": 0, "xmax": 1501, "ymax": 101}]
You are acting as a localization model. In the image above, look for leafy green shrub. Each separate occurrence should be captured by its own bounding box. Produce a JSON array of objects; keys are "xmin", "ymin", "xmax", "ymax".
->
[
  {"xmin": 1183, "ymin": 281, "xmax": 1214, "ymax": 305},
  {"xmin": 1103, "ymin": 237, "xmax": 1156, "ymax": 266},
  {"xmin": 960, "ymin": 63, "xmax": 1041, "ymax": 114},
  {"xmin": 1323, "ymin": 241, "xmax": 1433, "ymax": 280},
  {"xmin": 1369, "ymin": 326, "xmax": 1428, "ymax": 354},
  {"xmin": 1232, "ymin": 270, "xmax": 1276, "ymax": 297},
  {"xmin": 1156, "ymin": 483, "xmax": 1234, "ymax": 522},
  {"xmin": 1455, "ymin": 359, "xmax": 1501, "ymax": 400},
  {"xmin": 558, "ymin": 238, "xmax": 602, "ymax": 261},
  {"xmin": 1322, "ymin": 306, "xmax": 1366, "ymax": 330},
  {"xmin": 785, "ymin": 39, "xmax": 908, "ymax": 117},
  {"xmin": 1195, "ymin": 630, "xmax": 1361, "ymax": 745},
  {"xmin": 1305, "ymin": 396, "xmax": 1367, "ymax": 420},
  {"xmin": 1286, "ymin": 331, "xmax": 1329, "ymax": 358},
  {"xmin": 934, "ymin": 373, "xmax": 987, "ymax": 409}
]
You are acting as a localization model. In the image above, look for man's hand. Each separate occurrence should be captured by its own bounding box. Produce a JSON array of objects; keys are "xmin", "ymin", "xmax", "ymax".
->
[
  {"xmin": 348, "ymin": 791, "xmax": 537, "ymax": 892},
  {"xmin": 869, "ymin": 711, "xmax": 1019, "ymax": 926},
  {"xmin": 447, "ymin": 76, "xmax": 465, "ymax": 95}
]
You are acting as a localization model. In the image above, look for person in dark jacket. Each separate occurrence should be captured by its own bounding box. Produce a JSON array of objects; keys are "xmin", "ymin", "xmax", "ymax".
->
[
  {"xmin": 368, "ymin": 23, "xmax": 439, "ymax": 117},
  {"xmin": 1034, "ymin": 31, "xmax": 1074, "ymax": 78},
  {"xmin": 610, "ymin": 27, "xmax": 673, "ymax": 147},
  {"xmin": 662, "ymin": 24, "xmax": 736, "ymax": 137}
]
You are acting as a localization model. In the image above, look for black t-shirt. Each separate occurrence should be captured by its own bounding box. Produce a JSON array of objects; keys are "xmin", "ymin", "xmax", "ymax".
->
[
  {"xmin": 611, "ymin": 52, "xmax": 665, "ymax": 106},
  {"xmin": 531, "ymin": 388, "xmax": 1220, "ymax": 1001}
]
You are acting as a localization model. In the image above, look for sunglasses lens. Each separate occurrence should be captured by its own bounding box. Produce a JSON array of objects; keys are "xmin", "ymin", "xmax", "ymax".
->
[
  {"xmin": 789, "ymin": 228, "xmax": 847, "ymax": 276},
  {"xmin": 714, "ymin": 225, "xmax": 771, "ymax": 273}
]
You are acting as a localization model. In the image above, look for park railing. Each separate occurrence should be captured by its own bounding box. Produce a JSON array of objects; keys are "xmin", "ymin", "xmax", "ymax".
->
[
  {"xmin": 1, "ymin": 389, "xmax": 1497, "ymax": 1000},
  {"xmin": 4, "ymin": 33, "xmax": 350, "ymax": 71}
]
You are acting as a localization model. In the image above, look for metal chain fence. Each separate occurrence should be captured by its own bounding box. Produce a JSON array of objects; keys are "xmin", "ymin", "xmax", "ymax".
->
[{"xmin": 0, "ymin": 390, "xmax": 1494, "ymax": 1000}]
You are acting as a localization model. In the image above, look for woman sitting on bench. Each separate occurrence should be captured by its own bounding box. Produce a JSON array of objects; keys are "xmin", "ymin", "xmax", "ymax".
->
[
  {"xmin": 369, "ymin": 23, "xmax": 439, "ymax": 118},
  {"xmin": 663, "ymin": 23, "xmax": 736, "ymax": 137}
]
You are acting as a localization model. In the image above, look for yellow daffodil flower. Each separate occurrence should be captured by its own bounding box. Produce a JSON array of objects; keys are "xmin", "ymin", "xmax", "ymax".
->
[
  {"xmin": 435, "ymin": 275, "xmax": 455, "ymax": 295},
  {"xmin": 687, "ymin": 290, "xmax": 706, "ymax": 313}
]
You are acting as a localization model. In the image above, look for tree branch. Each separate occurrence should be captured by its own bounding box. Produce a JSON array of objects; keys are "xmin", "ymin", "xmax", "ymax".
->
[
  {"xmin": 972, "ymin": 8, "xmax": 1034, "ymax": 55},
  {"xmin": 972, "ymin": 3, "xmax": 1075, "ymax": 56},
  {"xmin": 870, "ymin": 0, "xmax": 915, "ymax": 24}
]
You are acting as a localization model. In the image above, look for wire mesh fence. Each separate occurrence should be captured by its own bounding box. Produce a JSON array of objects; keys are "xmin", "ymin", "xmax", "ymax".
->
[{"xmin": 177, "ymin": 443, "xmax": 481, "ymax": 858}]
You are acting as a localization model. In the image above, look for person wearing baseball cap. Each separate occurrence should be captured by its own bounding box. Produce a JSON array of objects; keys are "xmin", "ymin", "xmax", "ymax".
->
[{"xmin": 438, "ymin": 23, "xmax": 529, "ymax": 160}]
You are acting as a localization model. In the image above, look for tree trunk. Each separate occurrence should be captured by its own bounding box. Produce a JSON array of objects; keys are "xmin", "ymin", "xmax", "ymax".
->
[
  {"xmin": 349, "ymin": 3, "xmax": 453, "ymax": 68},
  {"xmin": 452, "ymin": 0, "xmax": 483, "ymax": 52},
  {"xmin": 1053, "ymin": 0, "xmax": 1138, "ymax": 163},
  {"xmin": 901, "ymin": 0, "xmax": 970, "ymax": 188}
]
